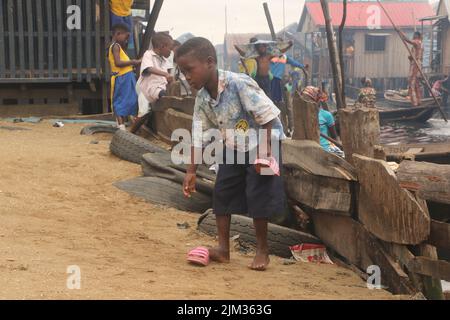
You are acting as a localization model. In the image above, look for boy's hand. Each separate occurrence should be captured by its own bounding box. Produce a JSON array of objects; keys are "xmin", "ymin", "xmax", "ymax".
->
[
  {"xmin": 166, "ymin": 74, "xmax": 174, "ymax": 83},
  {"xmin": 183, "ymin": 173, "xmax": 196, "ymax": 197},
  {"xmin": 132, "ymin": 59, "xmax": 142, "ymax": 66}
]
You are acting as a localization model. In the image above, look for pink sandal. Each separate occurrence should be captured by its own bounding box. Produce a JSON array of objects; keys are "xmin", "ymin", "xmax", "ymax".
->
[
  {"xmin": 254, "ymin": 157, "xmax": 280, "ymax": 176},
  {"xmin": 187, "ymin": 246, "xmax": 210, "ymax": 266}
]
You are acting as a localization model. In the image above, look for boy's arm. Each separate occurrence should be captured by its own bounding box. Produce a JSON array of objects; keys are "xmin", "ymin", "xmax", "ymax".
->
[
  {"xmin": 286, "ymin": 56, "xmax": 305, "ymax": 69},
  {"xmin": 142, "ymin": 67, "xmax": 174, "ymax": 82},
  {"xmin": 112, "ymin": 44, "xmax": 141, "ymax": 67}
]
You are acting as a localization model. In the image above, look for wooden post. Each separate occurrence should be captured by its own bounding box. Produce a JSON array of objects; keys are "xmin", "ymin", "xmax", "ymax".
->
[
  {"xmin": 338, "ymin": 107, "xmax": 380, "ymax": 165},
  {"xmin": 263, "ymin": 2, "xmax": 277, "ymax": 41},
  {"xmin": 320, "ymin": 0, "xmax": 344, "ymax": 109},
  {"xmin": 292, "ymin": 93, "xmax": 320, "ymax": 142},
  {"xmin": 338, "ymin": 0, "xmax": 347, "ymax": 106},
  {"xmin": 416, "ymin": 245, "xmax": 445, "ymax": 300}
]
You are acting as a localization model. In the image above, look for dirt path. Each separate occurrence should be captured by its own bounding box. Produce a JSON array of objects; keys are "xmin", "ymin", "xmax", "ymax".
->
[{"xmin": 0, "ymin": 121, "xmax": 398, "ymax": 299}]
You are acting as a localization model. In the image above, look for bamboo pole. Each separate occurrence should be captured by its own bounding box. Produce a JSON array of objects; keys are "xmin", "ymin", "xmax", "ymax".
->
[
  {"xmin": 376, "ymin": 0, "xmax": 447, "ymax": 122},
  {"xmin": 263, "ymin": 2, "xmax": 277, "ymax": 41},
  {"xmin": 320, "ymin": 0, "xmax": 344, "ymax": 110}
]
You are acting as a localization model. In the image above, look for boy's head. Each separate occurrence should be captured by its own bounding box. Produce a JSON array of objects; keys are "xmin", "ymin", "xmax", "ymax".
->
[
  {"xmin": 112, "ymin": 23, "xmax": 131, "ymax": 47},
  {"xmin": 175, "ymin": 37, "xmax": 217, "ymax": 91},
  {"xmin": 151, "ymin": 32, "xmax": 173, "ymax": 58},
  {"xmin": 413, "ymin": 31, "xmax": 422, "ymax": 40}
]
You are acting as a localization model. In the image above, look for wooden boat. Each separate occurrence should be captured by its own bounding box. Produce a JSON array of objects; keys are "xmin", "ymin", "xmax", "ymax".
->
[
  {"xmin": 384, "ymin": 90, "xmax": 441, "ymax": 108},
  {"xmin": 384, "ymin": 142, "xmax": 450, "ymax": 164},
  {"xmin": 378, "ymin": 105, "xmax": 437, "ymax": 123}
]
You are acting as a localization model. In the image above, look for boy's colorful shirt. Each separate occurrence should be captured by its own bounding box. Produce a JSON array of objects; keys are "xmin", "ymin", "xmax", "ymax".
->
[{"xmin": 192, "ymin": 70, "xmax": 285, "ymax": 152}]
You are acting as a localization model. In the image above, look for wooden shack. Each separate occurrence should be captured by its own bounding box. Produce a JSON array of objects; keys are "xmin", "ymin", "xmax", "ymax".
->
[
  {"xmin": 297, "ymin": 0, "xmax": 435, "ymax": 93},
  {"xmin": 0, "ymin": 0, "xmax": 150, "ymax": 117},
  {"xmin": 434, "ymin": 0, "xmax": 450, "ymax": 75}
]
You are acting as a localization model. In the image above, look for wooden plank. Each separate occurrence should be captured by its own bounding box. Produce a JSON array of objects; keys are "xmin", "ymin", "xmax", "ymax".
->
[
  {"xmin": 429, "ymin": 220, "xmax": 450, "ymax": 251},
  {"xmin": 95, "ymin": 0, "xmax": 101, "ymax": 78},
  {"xmin": 17, "ymin": 0, "xmax": 25, "ymax": 78},
  {"xmin": 56, "ymin": 0, "xmax": 63, "ymax": 78},
  {"xmin": 36, "ymin": 0, "xmax": 44, "ymax": 77},
  {"xmin": 284, "ymin": 166, "xmax": 353, "ymax": 215},
  {"xmin": 85, "ymin": 0, "xmax": 92, "ymax": 82},
  {"xmin": 46, "ymin": 0, "xmax": 54, "ymax": 77},
  {"xmin": 0, "ymin": 0, "xmax": 6, "ymax": 78},
  {"xmin": 76, "ymin": 0, "xmax": 82, "ymax": 82},
  {"xmin": 66, "ymin": 0, "xmax": 73, "ymax": 79},
  {"xmin": 282, "ymin": 139, "xmax": 356, "ymax": 180},
  {"xmin": 7, "ymin": 0, "xmax": 16, "ymax": 78},
  {"xmin": 292, "ymin": 92, "xmax": 320, "ymax": 142},
  {"xmin": 416, "ymin": 244, "xmax": 445, "ymax": 300},
  {"xmin": 353, "ymin": 154, "xmax": 430, "ymax": 244},
  {"xmin": 103, "ymin": 0, "xmax": 110, "ymax": 79},
  {"xmin": 397, "ymin": 161, "xmax": 450, "ymax": 205},
  {"xmin": 338, "ymin": 107, "xmax": 380, "ymax": 166},
  {"xmin": 311, "ymin": 212, "xmax": 416, "ymax": 294},
  {"xmin": 408, "ymin": 256, "xmax": 450, "ymax": 282},
  {"xmin": 26, "ymin": 0, "xmax": 35, "ymax": 77}
]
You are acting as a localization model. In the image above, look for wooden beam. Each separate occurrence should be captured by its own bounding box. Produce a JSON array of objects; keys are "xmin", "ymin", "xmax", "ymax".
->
[
  {"xmin": 263, "ymin": 2, "xmax": 276, "ymax": 40},
  {"xmin": 397, "ymin": 161, "xmax": 450, "ymax": 205},
  {"xmin": 311, "ymin": 212, "xmax": 416, "ymax": 294},
  {"xmin": 282, "ymin": 139, "xmax": 356, "ymax": 180},
  {"xmin": 292, "ymin": 93, "xmax": 320, "ymax": 142},
  {"xmin": 353, "ymin": 154, "xmax": 430, "ymax": 244},
  {"xmin": 429, "ymin": 219, "xmax": 450, "ymax": 251},
  {"xmin": 338, "ymin": 107, "xmax": 380, "ymax": 166},
  {"xmin": 319, "ymin": 0, "xmax": 344, "ymax": 109},
  {"xmin": 407, "ymin": 256, "xmax": 450, "ymax": 282}
]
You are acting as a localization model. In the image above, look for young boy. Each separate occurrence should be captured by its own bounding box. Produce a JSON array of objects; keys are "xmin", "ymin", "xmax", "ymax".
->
[
  {"xmin": 177, "ymin": 37, "xmax": 285, "ymax": 271},
  {"xmin": 108, "ymin": 23, "xmax": 141, "ymax": 130},
  {"xmin": 138, "ymin": 32, "xmax": 174, "ymax": 105}
]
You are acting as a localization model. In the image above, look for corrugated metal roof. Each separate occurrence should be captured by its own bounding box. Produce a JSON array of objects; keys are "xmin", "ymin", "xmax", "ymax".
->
[{"xmin": 304, "ymin": 1, "xmax": 435, "ymax": 28}]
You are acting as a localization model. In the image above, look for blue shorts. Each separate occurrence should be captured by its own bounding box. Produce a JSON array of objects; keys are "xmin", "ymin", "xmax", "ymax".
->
[
  {"xmin": 270, "ymin": 77, "xmax": 283, "ymax": 103},
  {"xmin": 112, "ymin": 71, "xmax": 137, "ymax": 117}
]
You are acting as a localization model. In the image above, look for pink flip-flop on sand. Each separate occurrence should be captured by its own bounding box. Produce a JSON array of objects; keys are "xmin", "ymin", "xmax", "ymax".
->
[
  {"xmin": 187, "ymin": 246, "xmax": 210, "ymax": 266},
  {"xmin": 254, "ymin": 157, "xmax": 280, "ymax": 176}
]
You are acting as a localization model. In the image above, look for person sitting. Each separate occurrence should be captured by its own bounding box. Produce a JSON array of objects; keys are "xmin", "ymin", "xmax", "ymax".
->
[
  {"xmin": 357, "ymin": 78, "xmax": 377, "ymax": 108},
  {"xmin": 138, "ymin": 32, "xmax": 174, "ymax": 105}
]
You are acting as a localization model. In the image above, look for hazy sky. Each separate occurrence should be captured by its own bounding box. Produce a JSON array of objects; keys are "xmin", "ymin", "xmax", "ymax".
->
[{"xmin": 154, "ymin": 0, "xmax": 306, "ymax": 44}]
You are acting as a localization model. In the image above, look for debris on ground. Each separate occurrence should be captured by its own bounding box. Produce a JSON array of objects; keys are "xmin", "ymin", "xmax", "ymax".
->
[
  {"xmin": 290, "ymin": 243, "xmax": 334, "ymax": 264},
  {"xmin": 177, "ymin": 222, "xmax": 191, "ymax": 229}
]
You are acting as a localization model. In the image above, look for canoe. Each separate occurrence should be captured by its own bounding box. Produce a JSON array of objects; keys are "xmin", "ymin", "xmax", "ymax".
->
[
  {"xmin": 378, "ymin": 106, "xmax": 437, "ymax": 123},
  {"xmin": 384, "ymin": 142, "xmax": 450, "ymax": 165},
  {"xmin": 384, "ymin": 90, "xmax": 441, "ymax": 108}
]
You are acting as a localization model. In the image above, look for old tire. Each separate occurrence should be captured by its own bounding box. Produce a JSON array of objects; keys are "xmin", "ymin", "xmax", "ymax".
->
[
  {"xmin": 114, "ymin": 177, "xmax": 212, "ymax": 213},
  {"xmin": 80, "ymin": 125, "xmax": 118, "ymax": 135},
  {"xmin": 110, "ymin": 130, "xmax": 166, "ymax": 164},
  {"xmin": 197, "ymin": 209, "xmax": 321, "ymax": 258}
]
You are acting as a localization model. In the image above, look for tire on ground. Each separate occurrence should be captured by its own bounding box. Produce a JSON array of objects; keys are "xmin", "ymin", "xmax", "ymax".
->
[
  {"xmin": 110, "ymin": 130, "xmax": 166, "ymax": 164},
  {"xmin": 114, "ymin": 177, "xmax": 212, "ymax": 213},
  {"xmin": 197, "ymin": 209, "xmax": 321, "ymax": 258},
  {"xmin": 80, "ymin": 125, "xmax": 118, "ymax": 135}
]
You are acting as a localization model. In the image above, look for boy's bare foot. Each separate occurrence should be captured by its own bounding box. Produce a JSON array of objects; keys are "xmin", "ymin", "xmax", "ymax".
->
[
  {"xmin": 248, "ymin": 252, "xmax": 270, "ymax": 271},
  {"xmin": 208, "ymin": 247, "xmax": 230, "ymax": 263}
]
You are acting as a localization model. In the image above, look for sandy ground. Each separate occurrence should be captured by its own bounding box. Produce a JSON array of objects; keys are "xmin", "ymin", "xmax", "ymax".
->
[{"xmin": 0, "ymin": 121, "xmax": 399, "ymax": 300}]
